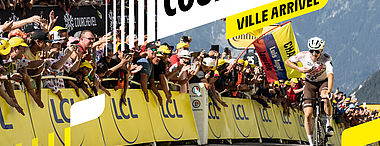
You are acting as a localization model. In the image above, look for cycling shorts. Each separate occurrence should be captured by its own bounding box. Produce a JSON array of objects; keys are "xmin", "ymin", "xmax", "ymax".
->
[{"xmin": 303, "ymin": 79, "xmax": 328, "ymax": 108}]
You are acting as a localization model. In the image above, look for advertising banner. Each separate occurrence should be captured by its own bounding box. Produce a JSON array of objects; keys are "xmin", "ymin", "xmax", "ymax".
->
[
  {"xmin": 147, "ymin": 91, "xmax": 198, "ymax": 142},
  {"xmin": 207, "ymin": 97, "xmax": 233, "ymax": 139},
  {"xmin": 252, "ymin": 101, "xmax": 281, "ymax": 139},
  {"xmin": 0, "ymin": 90, "xmax": 35, "ymax": 145},
  {"xmin": 156, "ymin": 0, "xmax": 276, "ymax": 39},
  {"xmin": 224, "ymin": 97, "xmax": 261, "ymax": 139},
  {"xmin": 272, "ymin": 105, "xmax": 300, "ymax": 141},
  {"xmin": 99, "ymin": 89, "xmax": 155, "ymax": 145},
  {"xmin": 0, "ymin": 5, "xmax": 116, "ymax": 36},
  {"xmin": 294, "ymin": 110, "xmax": 308, "ymax": 142},
  {"xmin": 189, "ymin": 83, "xmax": 208, "ymax": 145},
  {"xmin": 27, "ymin": 89, "xmax": 104, "ymax": 146}
]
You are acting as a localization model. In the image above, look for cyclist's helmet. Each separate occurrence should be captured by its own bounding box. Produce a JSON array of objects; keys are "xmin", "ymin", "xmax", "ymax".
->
[{"xmin": 307, "ymin": 37, "xmax": 325, "ymax": 50}]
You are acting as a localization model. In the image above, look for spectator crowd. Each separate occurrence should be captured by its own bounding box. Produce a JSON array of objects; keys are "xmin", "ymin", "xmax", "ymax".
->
[
  {"xmin": 0, "ymin": 7, "xmax": 378, "ymax": 130},
  {"xmin": 332, "ymin": 90, "xmax": 379, "ymax": 128}
]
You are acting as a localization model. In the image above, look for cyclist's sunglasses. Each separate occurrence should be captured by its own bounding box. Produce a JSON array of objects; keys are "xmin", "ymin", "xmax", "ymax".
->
[{"xmin": 309, "ymin": 50, "xmax": 321, "ymax": 54}]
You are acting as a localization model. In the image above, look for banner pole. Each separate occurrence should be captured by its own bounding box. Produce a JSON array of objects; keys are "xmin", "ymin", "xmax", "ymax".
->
[{"xmin": 228, "ymin": 20, "xmax": 291, "ymax": 71}]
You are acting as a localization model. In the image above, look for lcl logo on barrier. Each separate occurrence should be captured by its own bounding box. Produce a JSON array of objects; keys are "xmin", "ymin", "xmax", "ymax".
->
[
  {"xmin": 111, "ymin": 98, "xmax": 138, "ymax": 120},
  {"xmin": 208, "ymin": 102, "xmax": 220, "ymax": 120},
  {"xmin": 0, "ymin": 107, "xmax": 13, "ymax": 129},
  {"xmin": 159, "ymin": 99, "xmax": 184, "ymax": 140},
  {"xmin": 232, "ymin": 104, "xmax": 249, "ymax": 120},
  {"xmin": 110, "ymin": 97, "xmax": 139, "ymax": 144},
  {"xmin": 259, "ymin": 107, "xmax": 271, "ymax": 122},
  {"xmin": 161, "ymin": 99, "xmax": 183, "ymax": 118},
  {"xmin": 50, "ymin": 98, "xmax": 74, "ymax": 123},
  {"xmin": 279, "ymin": 111, "xmax": 292, "ymax": 125}
]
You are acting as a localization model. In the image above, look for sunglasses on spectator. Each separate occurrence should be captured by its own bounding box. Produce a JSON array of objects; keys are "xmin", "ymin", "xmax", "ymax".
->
[
  {"xmin": 84, "ymin": 37, "xmax": 96, "ymax": 41},
  {"xmin": 309, "ymin": 50, "xmax": 321, "ymax": 54}
]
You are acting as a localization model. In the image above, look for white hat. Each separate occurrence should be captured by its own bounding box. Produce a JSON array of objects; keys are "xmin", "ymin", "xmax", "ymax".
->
[
  {"xmin": 179, "ymin": 50, "xmax": 191, "ymax": 59},
  {"xmin": 202, "ymin": 57, "xmax": 215, "ymax": 67},
  {"xmin": 49, "ymin": 31, "xmax": 64, "ymax": 44}
]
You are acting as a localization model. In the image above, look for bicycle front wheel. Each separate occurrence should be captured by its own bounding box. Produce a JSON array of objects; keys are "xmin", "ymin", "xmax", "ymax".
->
[{"xmin": 314, "ymin": 118, "xmax": 327, "ymax": 146}]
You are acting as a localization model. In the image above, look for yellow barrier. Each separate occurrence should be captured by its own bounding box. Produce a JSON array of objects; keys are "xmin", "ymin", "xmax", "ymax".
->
[
  {"xmin": 147, "ymin": 91, "xmax": 199, "ymax": 142},
  {"xmin": 252, "ymin": 101, "xmax": 281, "ymax": 139},
  {"xmin": 26, "ymin": 89, "xmax": 104, "ymax": 145},
  {"xmin": 99, "ymin": 89, "xmax": 155, "ymax": 145},
  {"xmin": 272, "ymin": 105, "xmax": 300, "ymax": 141},
  {"xmin": 208, "ymin": 97, "xmax": 233, "ymax": 139},
  {"xmin": 223, "ymin": 98, "xmax": 261, "ymax": 139},
  {"xmin": 294, "ymin": 110, "xmax": 308, "ymax": 142},
  {"xmin": 1, "ymin": 89, "xmax": 346, "ymax": 145},
  {"xmin": 0, "ymin": 90, "xmax": 35, "ymax": 145}
]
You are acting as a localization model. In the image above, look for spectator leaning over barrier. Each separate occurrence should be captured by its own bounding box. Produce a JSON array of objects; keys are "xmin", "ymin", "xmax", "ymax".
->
[
  {"xmin": 87, "ymin": 60, "xmax": 111, "ymax": 96},
  {"xmin": 202, "ymin": 57, "xmax": 228, "ymax": 111},
  {"xmin": 0, "ymin": 38, "xmax": 25, "ymax": 115},
  {"xmin": 154, "ymin": 45, "xmax": 172, "ymax": 102},
  {"xmin": 9, "ymin": 37, "xmax": 45, "ymax": 108},
  {"xmin": 97, "ymin": 47, "xmax": 126, "ymax": 89},
  {"xmin": 43, "ymin": 32, "xmax": 80, "ymax": 100},
  {"xmin": 26, "ymin": 29, "xmax": 51, "ymax": 101},
  {"xmin": 169, "ymin": 50, "xmax": 197, "ymax": 93},
  {"xmin": 132, "ymin": 44, "xmax": 162, "ymax": 104},
  {"xmin": 67, "ymin": 60, "xmax": 94, "ymax": 98}
]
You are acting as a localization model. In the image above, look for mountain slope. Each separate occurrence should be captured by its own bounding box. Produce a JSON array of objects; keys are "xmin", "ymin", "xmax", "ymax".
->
[{"xmin": 351, "ymin": 69, "xmax": 380, "ymax": 103}]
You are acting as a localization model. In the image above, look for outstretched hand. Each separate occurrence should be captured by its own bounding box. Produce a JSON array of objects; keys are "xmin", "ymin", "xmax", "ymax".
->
[{"xmin": 0, "ymin": 21, "xmax": 14, "ymax": 32}]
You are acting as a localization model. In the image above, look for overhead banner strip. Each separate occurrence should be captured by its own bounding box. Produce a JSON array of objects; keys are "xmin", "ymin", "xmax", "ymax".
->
[{"xmin": 226, "ymin": 0, "xmax": 328, "ymax": 39}]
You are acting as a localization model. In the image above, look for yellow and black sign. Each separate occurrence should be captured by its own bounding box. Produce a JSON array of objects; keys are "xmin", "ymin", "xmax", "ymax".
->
[
  {"xmin": 226, "ymin": 0, "xmax": 328, "ymax": 39},
  {"xmin": 227, "ymin": 33, "xmax": 257, "ymax": 50}
]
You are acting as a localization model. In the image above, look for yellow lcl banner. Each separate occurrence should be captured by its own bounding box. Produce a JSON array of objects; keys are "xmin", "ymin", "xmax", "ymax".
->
[{"xmin": 226, "ymin": 0, "xmax": 328, "ymax": 39}]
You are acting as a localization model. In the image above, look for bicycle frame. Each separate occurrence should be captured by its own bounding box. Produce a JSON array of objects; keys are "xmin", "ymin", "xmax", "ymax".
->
[{"xmin": 314, "ymin": 92, "xmax": 331, "ymax": 146}]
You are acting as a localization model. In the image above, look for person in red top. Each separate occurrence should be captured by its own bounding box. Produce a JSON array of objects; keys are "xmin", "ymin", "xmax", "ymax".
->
[
  {"xmin": 287, "ymin": 78, "xmax": 304, "ymax": 109},
  {"xmin": 77, "ymin": 30, "xmax": 95, "ymax": 61}
]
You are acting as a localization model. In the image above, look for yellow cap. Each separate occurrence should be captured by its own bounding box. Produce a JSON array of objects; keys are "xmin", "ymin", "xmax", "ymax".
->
[
  {"xmin": 217, "ymin": 59, "xmax": 226, "ymax": 66},
  {"xmin": 51, "ymin": 26, "xmax": 68, "ymax": 32},
  {"xmin": 273, "ymin": 81, "xmax": 280, "ymax": 86},
  {"xmin": 9, "ymin": 37, "xmax": 28, "ymax": 48},
  {"xmin": 176, "ymin": 42, "xmax": 189, "ymax": 49},
  {"xmin": 0, "ymin": 39, "xmax": 11, "ymax": 55},
  {"xmin": 345, "ymin": 98, "xmax": 351, "ymax": 102},
  {"xmin": 291, "ymin": 78, "xmax": 298, "ymax": 84},
  {"xmin": 237, "ymin": 59, "xmax": 244, "ymax": 64},
  {"xmin": 80, "ymin": 61, "xmax": 93, "ymax": 69},
  {"xmin": 244, "ymin": 60, "xmax": 249, "ymax": 68},
  {"xmin": 214, "ymin": 70, "xmax": 220, "ymax": 76},
  {"xmin": 158, "ymin": 45, "xmax": 171, "ymax": 54},
  {"xmin": 285, "ymin": 81, "xmax": 291, "ymax": 86}
]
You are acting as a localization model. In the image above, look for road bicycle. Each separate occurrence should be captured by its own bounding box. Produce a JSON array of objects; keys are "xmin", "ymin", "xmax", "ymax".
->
[{"xmin": 301, "ymin": 93, "xmax": 333, "ymax": 146}]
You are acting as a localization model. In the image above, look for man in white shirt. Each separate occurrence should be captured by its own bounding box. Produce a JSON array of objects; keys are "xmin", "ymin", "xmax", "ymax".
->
[{"xmin": 285, "ymin": 37, "xmax": 334, "ymax": 146}]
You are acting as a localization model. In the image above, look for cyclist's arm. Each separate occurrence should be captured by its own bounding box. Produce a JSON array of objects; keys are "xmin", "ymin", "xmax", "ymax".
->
[
  {"xmin": 326, "ymin": 60, "xmax": 334, "ymax": 93},
  {"xmin": 328, "ymin": 73, "xmax": 334, "ymax": 93},
  {"xmin": 285, "ymin": 59, "xmax": 300, "ymax": 71}
]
